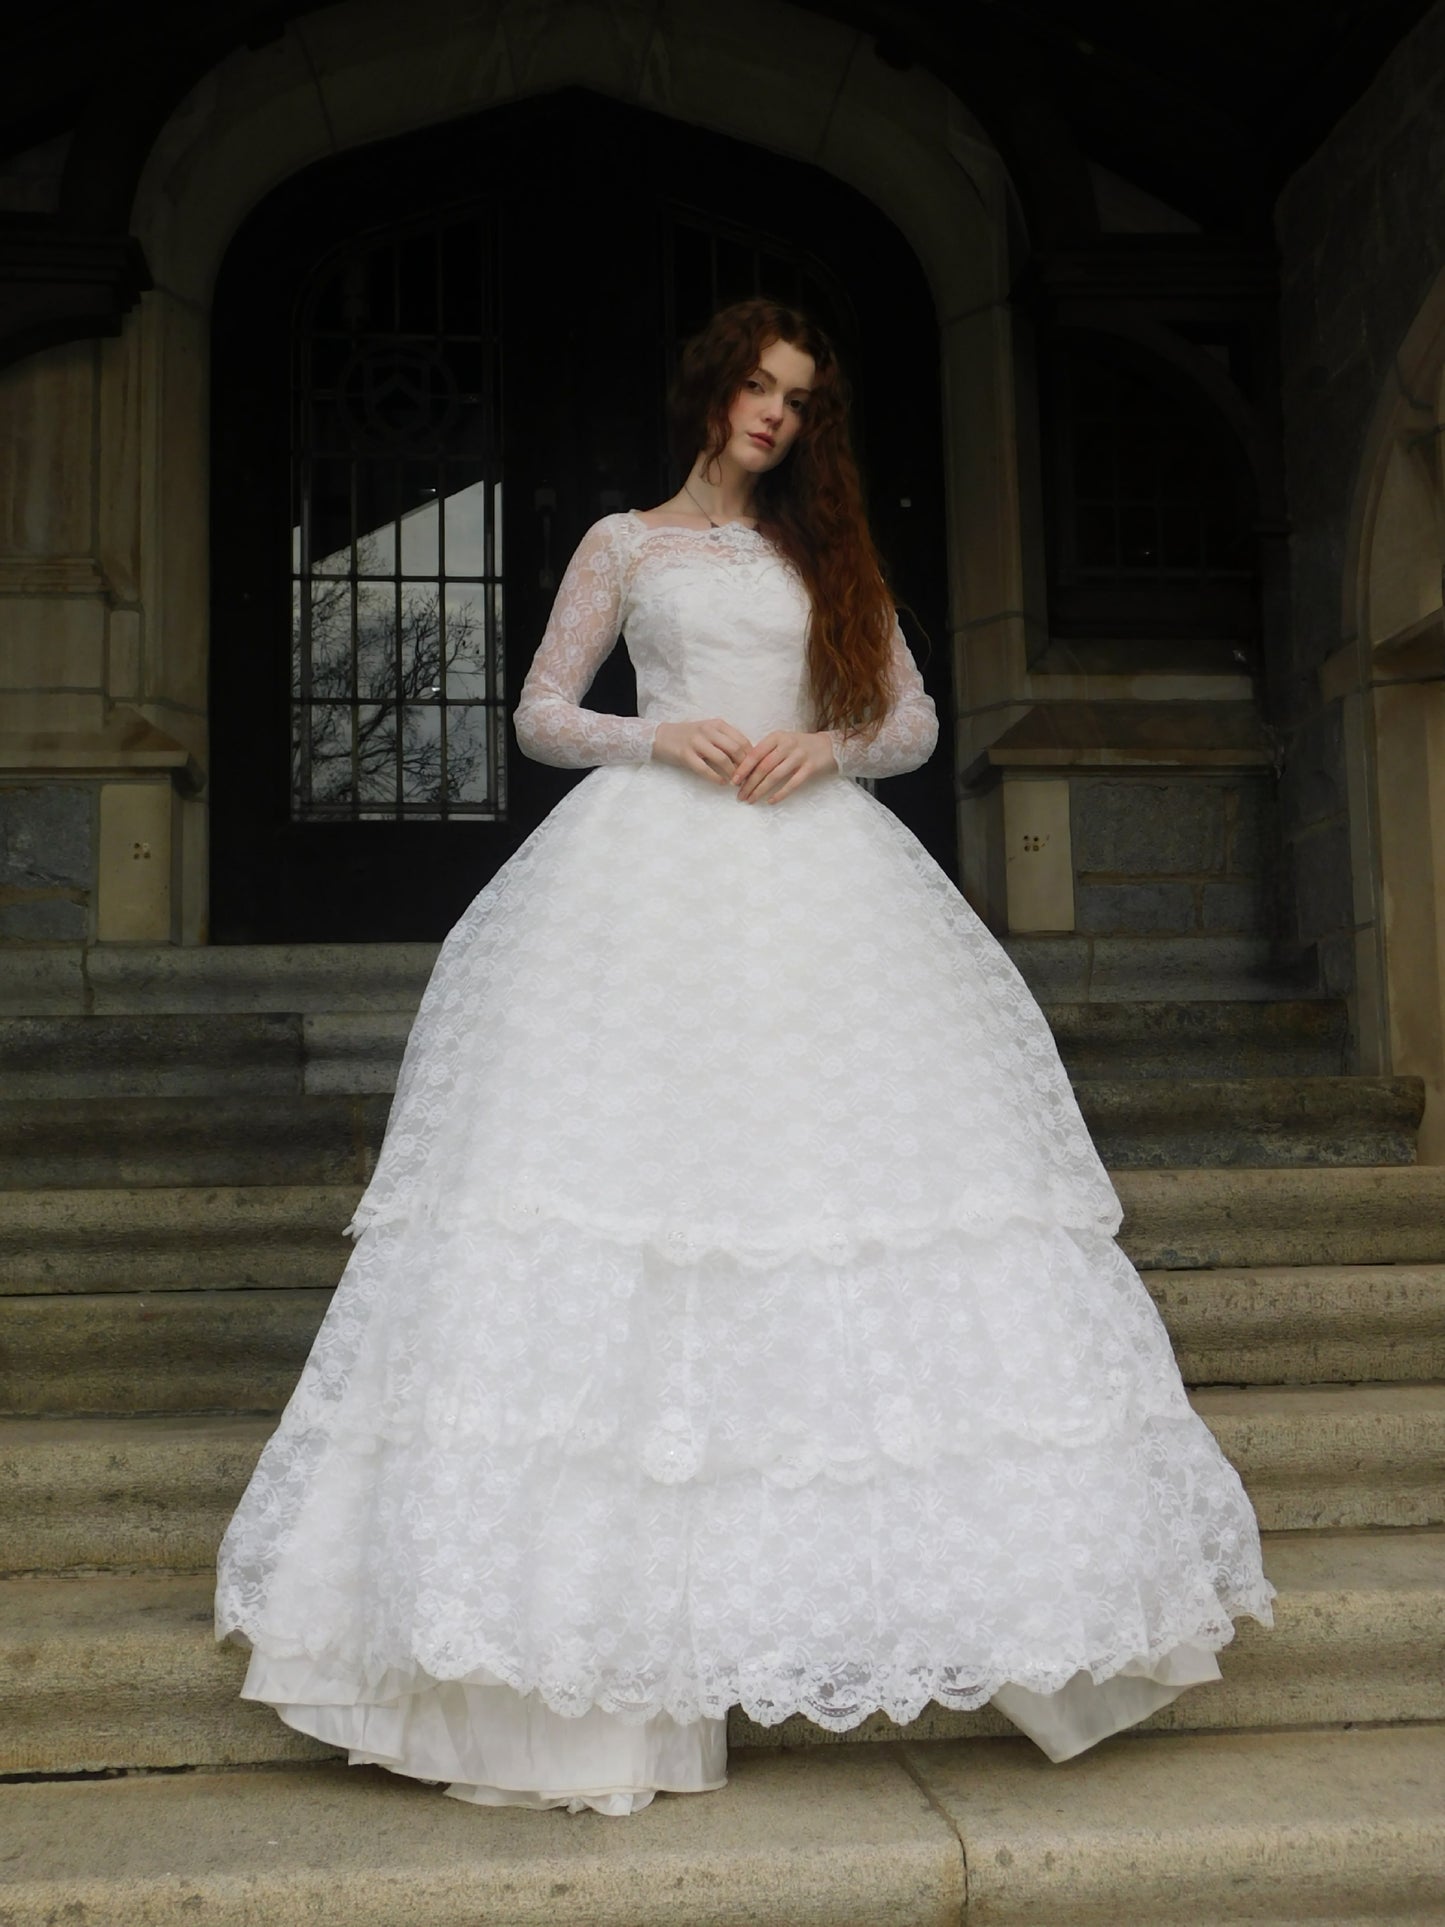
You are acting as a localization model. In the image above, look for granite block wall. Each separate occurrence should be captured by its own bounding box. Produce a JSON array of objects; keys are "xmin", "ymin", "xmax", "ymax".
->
[{"xmin": 1071, "ymin": 776, "xmax": 1278, "ymax": 939}]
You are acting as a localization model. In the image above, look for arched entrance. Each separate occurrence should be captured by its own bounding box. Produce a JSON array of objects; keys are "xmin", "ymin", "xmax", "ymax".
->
[
  {"xmin": 1340, "ymin": 265, "xmax": 1445, "ymax": 1162},
  {"xmin": 207, "ymin": 88, "xmax": 950, "ymax": 940}
]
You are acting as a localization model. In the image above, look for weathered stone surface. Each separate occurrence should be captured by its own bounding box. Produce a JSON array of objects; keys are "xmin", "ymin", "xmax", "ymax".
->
[
  {"xmin": 86, "ymin": 942, "xmax": 440, "ymax": 1014},
  {"xmin": 0, "ymin": 1013, "xmax": 304, "ymax": 1099},
  {"xmin": 1046, "ymin": 999, "xmax": 1346, "ymax": 1080},
  {"xmin": 0, "ymin": 1185, "xmax": 356, "ymax": 1293},
  {"xmin": 1072, "ymin": 777, "xmax": 1227, "ymax": 876},
  {"xmin": 0, "ymin": 1094, "xmax": 389, "ymax": 1189},
  {"xmin": 0, "ymin": 1746, "xmax": 968, "ymax": 1927},
  {"xmin": 0, "ymin": 785, "xmax": 91, "ymax": 889},
  {"xmin": 1289, "ymin": 817, "xmax": 1353, "ymax": 941},
  {"xmin": 902, "ymin": 1726, "xmax": 1445, "ymax": 1925},
  {"xmin": 1076, "ymin": 1073, "xmax": 1422, "ymax": 1168},
  {"xmin": 0, "ymin": 1287, "xmax": 336, "ymax": 1415},
  {"xmin": 1075, "ymin": 882, "xmax": 1195, "ymax": 935},
  {"xmin": 0, "ymin": 943, "xmax": 84, "ymax": 1014},
  {"xmin": 0, "ymin": 896, "xmax": 87, "ymax": 940},
  {"xmin": 1200, "ymin": 879, "xmax": 1269, "ymax": 933}
]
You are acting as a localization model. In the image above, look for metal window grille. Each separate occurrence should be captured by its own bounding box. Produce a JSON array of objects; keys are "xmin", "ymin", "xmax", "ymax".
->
[{"xmin": 289, "ymin": 211, "xmax": 506, "ymax": 821}]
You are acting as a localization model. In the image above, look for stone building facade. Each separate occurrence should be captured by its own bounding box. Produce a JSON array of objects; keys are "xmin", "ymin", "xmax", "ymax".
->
[{"xmin": 0, "ymin": 0, "xmax": 1441, "ymax": 1151}]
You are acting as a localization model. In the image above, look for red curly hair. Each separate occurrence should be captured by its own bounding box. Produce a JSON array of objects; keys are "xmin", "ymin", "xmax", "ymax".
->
[{"xmin": 668, "ymin": 297, "xmax": 900, "ymax": 744}]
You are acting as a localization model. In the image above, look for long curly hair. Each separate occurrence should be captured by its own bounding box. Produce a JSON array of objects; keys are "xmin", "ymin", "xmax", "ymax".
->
[{"xmin": 667, "ymin": 297, "xmax": 899, "ymax": 743}]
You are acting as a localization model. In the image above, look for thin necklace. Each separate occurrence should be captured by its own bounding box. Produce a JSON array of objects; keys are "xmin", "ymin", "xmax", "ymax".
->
[{"xmin": 683, "ymin": 479, "xmax": 752, "ymax": 529}]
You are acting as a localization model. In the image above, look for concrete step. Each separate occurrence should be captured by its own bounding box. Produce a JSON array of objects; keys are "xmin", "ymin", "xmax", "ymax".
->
[
  {"xmin": 1142, "ymin": 1263, "xmax": 1445, "ymax": 1383},
  {"xmin": 6, "ymin": 1390, "xmax": 1441, "ymax": 1577},
  {"xmin": 0, "ymin": 1185, "xmax": 354, "ymax": 1293},
  {"xmin": 2, "ymin": 1727, "xmax": 1439, "ymax": 1927},
  {"xmin": 0, "ymin": 940, "xmax": 440, "ymax": 1018},
  {"xmin": 0, "ymin": 1095, "xmax": 391, "ymax": 1189},
  {"xmin": 1079, "ymin": 1074, "xmax": 1422, "ymax": 1167},
  {"xmin": 0, "ymin": 1287, "xmax": 335, "ymax": 1415},
  {"xmin": 1, "ymin": 1531, "xmax": 1439, "ymax": 1773},
  {"xmin": 1004, "ymin": 933, "xmax": 1322, "ymax": 1003},
  {"xmin": 6, "ymin": 1265, "xmax": 1443, "ymax": 1418},
  {"xmin": 0, "ymin": 1073, "xmax": 1419, "ymax": 1190},
  {"xmin": 1118, "ymin": 1165, "xmax": 1445, "ymax": 1268},
  {"xmin": 0, "ymin": 999, "xmax": 1350, "ymax": 1104},
  {"xmin": 0, "ymin": 1011, "xmax": 412, "ymax": 1100},
  {"xmin": 4, "ymin": 1167, "xmax": 1445, "ymax": 1299},
  {"xmin": 1047, "ymin": 998, "xmax": 1347, "ymax": 1081}
]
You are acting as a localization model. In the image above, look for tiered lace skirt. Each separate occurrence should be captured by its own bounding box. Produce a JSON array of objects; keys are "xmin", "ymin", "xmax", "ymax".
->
[{"xmin": 215, "ymin": 762, "xmax": 1276, "ymax": 1807}]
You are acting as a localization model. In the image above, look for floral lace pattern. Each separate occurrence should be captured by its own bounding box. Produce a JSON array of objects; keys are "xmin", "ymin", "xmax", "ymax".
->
[
  {"xmin": 215, "ymin": 514, "xmax": 1275, "ymax": 1735},
  {"xmin": 514, "ymin": 511, "xmax": 938, "ymax": 779}
]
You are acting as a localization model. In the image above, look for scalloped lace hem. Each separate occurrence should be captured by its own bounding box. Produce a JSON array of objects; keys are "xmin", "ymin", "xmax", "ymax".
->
[
  {"xmin": 342, "ymin": 1183, "xmax": 1123, "ymax": 1266},
  {"xmin": 219, "ymin": 1581, "xmax": 1275, "ymax": 1735}
]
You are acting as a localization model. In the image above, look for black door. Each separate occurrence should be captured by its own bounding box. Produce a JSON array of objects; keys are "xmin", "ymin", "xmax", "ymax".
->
[{"xmin": 209, "ymin": 89, "xmax": 953, "ymax": 941}]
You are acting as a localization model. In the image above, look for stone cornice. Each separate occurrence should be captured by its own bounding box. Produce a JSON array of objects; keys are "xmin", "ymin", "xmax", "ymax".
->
[{"xmin": 0, "ymin": 217, "xmax": 150, "ymax": 371}]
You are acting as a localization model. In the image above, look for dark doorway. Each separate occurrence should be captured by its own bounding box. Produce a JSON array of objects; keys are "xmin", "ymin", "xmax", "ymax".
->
[{"xmin": 209, "ymin": 89, "xmax": 952, "ymax": 941}]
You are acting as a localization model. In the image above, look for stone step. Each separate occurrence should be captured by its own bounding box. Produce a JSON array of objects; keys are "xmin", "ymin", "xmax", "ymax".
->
[
  {"xmin": 0, "ymin": 999, "xmax": 1350, "ymax": 1103},
  {"xmin": 0, "ymin": 1095, "xmax": 391, "ymax": 1189},
  {"xmin": 1, "ymin": 1531, "xmax": 1439, "ymax": 1774},
  {"xmin": 1142, "ymin": 1263, "xmax": 1445, "ymax": 1383},
  {"xmin": 0, "ymin": 1185, "xmax": 354, "ymax": 1293},
  {"xmin": 3, "ymin": 1727, "xmax": 1439, "ymax": 1927},
  {"xmin": 0, "ymin": 1073, "xmax": 1420, "ymax": 1189},
  {"xmin": 1047, "ymin": 998, "xmax": 1347, "ymax": 1081},
  {"xmin": 1081, "ymin": 1074, "xmax": 1422, "ymax": 1167},
  {"xmin": 6, "ymin": 1259, "xmax": 1444, "ymax": 1418},
  {"xmin": 1004, "ymin": 933, "xmax": 1322, "ymax": 1003},
  {"xmin": 0, "ymin": 1011, "xmax": 414, "ymax": 1100},
  {"xmin": 4, "ymin": 1174, "xmax": 1444, "ymax": 1288},
  {"xmin": 5, "ymin": 1389, "xmax": 1441, "ymax": 1577}
]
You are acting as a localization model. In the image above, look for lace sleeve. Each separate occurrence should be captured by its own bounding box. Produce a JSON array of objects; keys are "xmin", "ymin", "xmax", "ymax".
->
[
  {"xmin": 826, "ymin": 616, "xmax": 939, "ymax": 779},
  {"xmin": 514, "ymin": 516, "xmax": 659, "ymax": 768}
]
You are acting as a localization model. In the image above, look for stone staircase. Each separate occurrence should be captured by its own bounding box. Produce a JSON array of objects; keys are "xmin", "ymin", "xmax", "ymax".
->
[{"xmin": 2, "ymin": 939, "xmax": 1443, "ymax": 1925}]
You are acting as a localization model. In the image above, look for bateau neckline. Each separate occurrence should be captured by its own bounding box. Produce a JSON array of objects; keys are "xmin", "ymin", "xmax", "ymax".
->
[{"xmin": 626, "ymin": 507, "xmax": 762, "ymax": 536}]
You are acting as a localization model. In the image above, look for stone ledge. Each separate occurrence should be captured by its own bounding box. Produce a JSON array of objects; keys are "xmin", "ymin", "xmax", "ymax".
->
[{"xmin": 2, "ymin": 1727, "xmax": 1442, "ymax": 1927}]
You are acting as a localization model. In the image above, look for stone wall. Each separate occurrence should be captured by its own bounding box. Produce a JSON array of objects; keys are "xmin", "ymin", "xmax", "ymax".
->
[
  {"xmin": 1275, "ymin": 0, "xmax": 1445, "ymax": 997},
  {"xmin": 1071, "ymin": 776, "xmax": 1277, "ymax": 939}
]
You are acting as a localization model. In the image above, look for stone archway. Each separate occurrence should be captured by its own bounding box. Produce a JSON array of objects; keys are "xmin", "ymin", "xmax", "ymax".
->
[
  {"xmin": 1337, "ymin": 264, "xmax": 1445, "ymax": 1161},
  {"xmin": 95, "ymin": 0, "xmax": 1022, "ymax": 941}
]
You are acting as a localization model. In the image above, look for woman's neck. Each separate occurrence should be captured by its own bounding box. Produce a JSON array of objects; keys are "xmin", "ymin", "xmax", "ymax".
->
[{"xmin": 683, "ymin": 460, "xmax": 756, "ymax": 526}]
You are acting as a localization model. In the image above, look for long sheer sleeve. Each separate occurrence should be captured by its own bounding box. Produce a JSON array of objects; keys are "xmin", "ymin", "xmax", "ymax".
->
[
  {"xmin": 514, "ymin": 516, "xmax": 659, "ymax": 768},
  {"xmin": 826, "ymin": 617, "xmax": 939, "ymax": 779}
]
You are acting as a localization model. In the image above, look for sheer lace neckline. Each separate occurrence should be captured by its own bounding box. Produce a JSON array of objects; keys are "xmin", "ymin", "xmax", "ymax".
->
[{"xmin": 627, "ymin": 508, "xmax": 762, "ymax": 538}]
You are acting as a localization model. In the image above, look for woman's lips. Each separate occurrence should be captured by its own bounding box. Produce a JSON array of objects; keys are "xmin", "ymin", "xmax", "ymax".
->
[{"xmin": 748, "ymin": 432, "xmax": 774, "ymax": 448}]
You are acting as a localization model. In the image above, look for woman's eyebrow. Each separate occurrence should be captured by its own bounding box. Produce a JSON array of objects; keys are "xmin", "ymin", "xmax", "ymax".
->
[{"xmin": 753, "ymin": 368, "xmax": 813, "ymax": 394}]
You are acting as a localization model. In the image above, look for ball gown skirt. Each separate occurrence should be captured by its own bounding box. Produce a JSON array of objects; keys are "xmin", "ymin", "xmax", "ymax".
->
[{"xmin": 214, "ymin": 753, "xmax": 1277, "ymax": 1814}]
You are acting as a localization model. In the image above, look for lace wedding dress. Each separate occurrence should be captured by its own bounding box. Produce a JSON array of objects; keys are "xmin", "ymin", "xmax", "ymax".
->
[{"xmin": 214, "ymin": 509, "xmax": 1275, "ymax": 1812}]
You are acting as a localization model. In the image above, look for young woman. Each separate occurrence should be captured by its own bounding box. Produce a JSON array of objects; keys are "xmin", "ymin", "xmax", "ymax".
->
[{"xmin": 215, "ymin": 297, "xmax": 1274, "ymax": 1815}]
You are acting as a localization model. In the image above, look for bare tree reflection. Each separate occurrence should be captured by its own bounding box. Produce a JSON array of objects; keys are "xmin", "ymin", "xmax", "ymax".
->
[{"xmin": 293, "ymin": 536, "xmax": 489, "ymax": 809}]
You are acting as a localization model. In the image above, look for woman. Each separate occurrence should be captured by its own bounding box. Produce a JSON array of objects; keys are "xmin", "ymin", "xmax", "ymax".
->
[{"xmin": 215, "ymin": 297, "xmax": 1275, "ymax": 1815}]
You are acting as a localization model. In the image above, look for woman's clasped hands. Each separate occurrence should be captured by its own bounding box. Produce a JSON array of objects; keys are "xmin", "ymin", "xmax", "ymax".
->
[{"xmin": 651, "ymin": 718, "xmax": 838, "ymax": 803}]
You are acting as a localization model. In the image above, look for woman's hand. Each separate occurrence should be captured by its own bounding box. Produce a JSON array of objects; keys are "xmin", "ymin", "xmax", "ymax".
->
[
  {"xmin": 651, "ymin": 717, "xmax": 754, "ymax": 784},
  {"xmin": 730, "ymin": 729, "xmax": 838, "ymax": 804}
]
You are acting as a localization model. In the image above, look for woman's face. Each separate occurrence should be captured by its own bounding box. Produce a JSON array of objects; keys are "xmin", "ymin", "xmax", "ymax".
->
[{"xmin": 722, "ymin": 336, "xmax": 816, "ymax": 474}]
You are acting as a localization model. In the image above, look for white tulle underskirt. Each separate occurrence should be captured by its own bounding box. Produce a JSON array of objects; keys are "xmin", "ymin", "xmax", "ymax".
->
[{"xmin": 241, "ymin": 1639, "xmax": 1224, "ymax": 1814}]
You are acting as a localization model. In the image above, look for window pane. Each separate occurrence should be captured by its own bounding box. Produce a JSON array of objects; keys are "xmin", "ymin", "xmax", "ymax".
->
[{"xmin": 445, "ymin": 704, "xmax": 493, "ymax": 804}]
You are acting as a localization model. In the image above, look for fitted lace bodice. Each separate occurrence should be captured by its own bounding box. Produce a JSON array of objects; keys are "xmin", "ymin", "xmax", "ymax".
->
[{"xmin": 514, "ymin": 511, "xmax": 939, "ymax": 779}]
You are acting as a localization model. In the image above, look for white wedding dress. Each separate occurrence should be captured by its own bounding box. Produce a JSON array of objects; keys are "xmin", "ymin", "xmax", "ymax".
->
[{"xmin": 214, "ymin": 509, "xmax": 1276, "ymax": 1812}]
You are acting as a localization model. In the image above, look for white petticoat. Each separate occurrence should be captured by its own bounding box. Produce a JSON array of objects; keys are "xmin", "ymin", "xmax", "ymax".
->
[{"xmin": 215, "ymin": 762, "xmax": 1275, "ymax": 1810}]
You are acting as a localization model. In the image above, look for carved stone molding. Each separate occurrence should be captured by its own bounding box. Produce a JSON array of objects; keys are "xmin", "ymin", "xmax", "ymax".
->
[{"xmin": 0, "ymin": 218, "xmax": 151, "ymax": 371}]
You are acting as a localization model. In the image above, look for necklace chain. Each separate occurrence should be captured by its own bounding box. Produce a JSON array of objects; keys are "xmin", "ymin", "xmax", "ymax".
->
[{"xmin": 683, "ymin": 479, "xmax": 753, "ymax": 529}]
